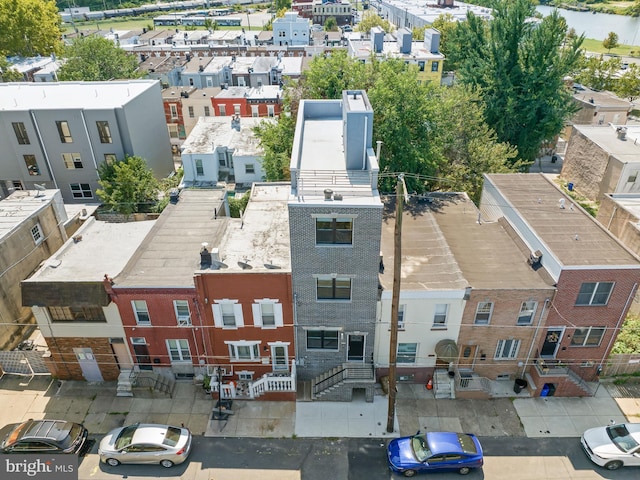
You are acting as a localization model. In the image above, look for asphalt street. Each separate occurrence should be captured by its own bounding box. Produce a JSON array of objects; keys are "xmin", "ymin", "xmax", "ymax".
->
[{"xmin": 76, "ymin": 435, "xmax": 640, "ymax": 480}]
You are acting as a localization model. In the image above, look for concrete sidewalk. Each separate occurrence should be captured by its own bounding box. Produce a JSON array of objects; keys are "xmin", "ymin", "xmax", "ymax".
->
[{"xmin": 0, "ymin": 375, "xmax": 638, "ymax": 439}]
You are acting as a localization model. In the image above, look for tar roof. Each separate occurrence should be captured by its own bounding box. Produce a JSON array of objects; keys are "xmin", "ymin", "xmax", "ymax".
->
[
  {"xmin": 0, "ymin": 81, "xmax": 159, "ymax": 110},
  {"xmin": 379, "ymin": 197, "xmax": 468, "ymax": 291},
  {"xmin": 0, "ymin": 189, "xmax": 63, "ymax": 242},
  {"xmin": 486, "ymin": 174, "xmax": 640, "ymax": 267},
  {"xmin": 115, "ymin": 189, "xmax": 227, "ymax": 287},
  {"xmin": 433, "ymin": 193, "xmax": 554, "ymax": 289}
]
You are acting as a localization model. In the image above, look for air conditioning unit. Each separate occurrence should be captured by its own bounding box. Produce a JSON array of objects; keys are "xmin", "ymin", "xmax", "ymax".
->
[{"xmin": 177, "ymin": 317, "xmax": 191, "ymax": 326}]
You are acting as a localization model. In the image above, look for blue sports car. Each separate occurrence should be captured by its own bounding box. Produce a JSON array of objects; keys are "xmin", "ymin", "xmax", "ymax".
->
[{"xmin": 387, "ymin": 431, "xmax": 484, "ymax": 477}]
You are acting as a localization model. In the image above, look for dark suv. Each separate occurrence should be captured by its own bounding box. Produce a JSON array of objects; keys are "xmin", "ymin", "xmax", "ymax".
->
[{"xmin": 0, "ymin": 419, "xmax": 88, "ymax": 454}]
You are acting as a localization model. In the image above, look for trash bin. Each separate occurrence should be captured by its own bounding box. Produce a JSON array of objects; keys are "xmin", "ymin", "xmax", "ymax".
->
[
  {"xmin": 551, "ymin": 155, "xmax": 558, "ymax": 164},
  {"xmin": 513, "ymin": 378, "xmax": 528, "ymax": 394},
  {"xmin": 567, "ymin": 182, "xmax": 574, "ymax": 191}
]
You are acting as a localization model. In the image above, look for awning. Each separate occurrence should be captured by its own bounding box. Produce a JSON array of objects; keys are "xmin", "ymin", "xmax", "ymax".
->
[{"xmin": 435, "ymin": 339, "xmax": 459, "ymax": 363}]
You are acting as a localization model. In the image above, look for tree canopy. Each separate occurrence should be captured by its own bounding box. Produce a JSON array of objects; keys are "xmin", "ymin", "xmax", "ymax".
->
[
  {"xmin": 97, "ymin": 156, "xmax": 160, "ymax": 215},
  {"xmin": 0, "ymin": 0, "xmax": 62, "ymax": 56},
  {"xmin": 255, "ymin": 50, "xmax": 521, "ymax": 202},
  {"xmin": 602, "ymin": 31, "xmax": 619, "ymax": 53},
  {"xmin": 57, "ymin": 36, "xmax": 142, "ymax": 81},
  {"xmin": 447, "ymin": 0, "xmax": 584, "ymax": 163},
  {"xmin": 355, "ymin": 11, "xmax": 393, "ymax": 34}
]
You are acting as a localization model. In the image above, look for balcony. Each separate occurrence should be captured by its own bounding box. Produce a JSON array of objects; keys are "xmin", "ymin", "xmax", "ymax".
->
[{"xmin": 535, "ymin": 359, "xmax": 569, "ymax": 376}]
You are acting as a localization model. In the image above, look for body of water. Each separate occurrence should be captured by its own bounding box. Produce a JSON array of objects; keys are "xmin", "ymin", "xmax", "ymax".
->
[{"xmin": 536, "ymin": 5, "xmax": 640, "ymax": 45}]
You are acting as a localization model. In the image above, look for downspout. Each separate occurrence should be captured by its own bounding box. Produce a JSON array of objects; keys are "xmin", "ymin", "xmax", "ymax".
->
[
  {"xmin": 521, "ymin": 297, "xmax": 550, "ymax": 378},
  {"xmin": 293, "ymin": 292, "xmax": 299, "ymax": 367},
  {"xmin": 30, "ymin": 112, "xmax": 58, "ymax": 189},
  {"xmin": 362, "ymin": 115, "xmax": 367, "ymax": 170},
  {"xmin": 606, "ymin": 206, "xmax": 618, "ymax": 230}
]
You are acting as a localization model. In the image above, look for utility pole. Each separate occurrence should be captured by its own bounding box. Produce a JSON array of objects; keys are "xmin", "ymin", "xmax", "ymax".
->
[{"xmin": 386, "ymin": 174, "xmax": 404, "ymax": 433}]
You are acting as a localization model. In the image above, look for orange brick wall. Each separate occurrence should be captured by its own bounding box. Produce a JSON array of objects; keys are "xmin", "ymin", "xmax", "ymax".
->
[{"xmin": 44, "ymin": 336, "xmax": 120, "ymax": 381}]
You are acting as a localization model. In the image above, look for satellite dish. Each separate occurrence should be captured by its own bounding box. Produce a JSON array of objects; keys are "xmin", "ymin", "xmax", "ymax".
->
[
  {"xmin": 264, "ymin": 263, "xmax": 281, "ymax": 270},
  {"xmin": 211, "ymin": 260, "xmax": 228, "ymax": 269},
  {"xmin": 238, "ymin": 261, "xmax": 252, "ymax": 270},
  {"xmin": 34, "ymin": 184, "xmax": 46, "ymax": 197}
]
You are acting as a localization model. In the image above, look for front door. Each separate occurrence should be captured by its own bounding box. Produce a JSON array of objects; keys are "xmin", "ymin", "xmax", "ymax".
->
[
  {"xmin": 132, "ymin": 340, "xmax": 153, "ymax": 371},
  {"xmin": 458, "ymin": 345, "xmax": 477, "ymax": 370},
  {"xmin": 271, "ymin": 345, "xmax": 288, "ymax": 371},
  {"xmin": 74, "ymin": 348, "xmax": 103, "ymax": 382},
  {"xmin": 540, "ymin": 328, "xmax": 563, "ymax": 357},
  {"xmin": 347, "ymin": 334, "xmax": 365, "ymax": 362}
]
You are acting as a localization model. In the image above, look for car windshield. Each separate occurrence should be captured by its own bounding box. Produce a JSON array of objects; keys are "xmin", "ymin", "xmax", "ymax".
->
[
  {"xmin": 607, "ymin": 425, "xmax": 640, "ymax": 453},
  {"xmin": 411, "ymin": 435, "xmax": 432, "ymax": 462},
  {"xmin": 457, "ymin": 434, "xmax": 478, "ymax": 454},
  {"xmin": 114, "ymin": 425, "xmax": 138, "ymax": 450},
  {"xmin": 162, "ymin": 427, "xmax": 182, "ymax": 447}
]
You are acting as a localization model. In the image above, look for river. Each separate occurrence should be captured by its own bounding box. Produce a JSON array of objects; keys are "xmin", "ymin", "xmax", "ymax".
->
[{"xmin": 536, "ymin": 5, "xmax": 640, "ymax": 45}]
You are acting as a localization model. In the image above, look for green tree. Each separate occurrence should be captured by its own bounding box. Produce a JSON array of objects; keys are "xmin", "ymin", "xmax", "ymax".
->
[
  {"xmin": 324, "ymin": 16, "xmax": 337, "ymax": 32},
  {"xmin": 253, "ymin": 113, "xmax": 296, "ymax": 181},
  {"xmin": 575, "ymin": 54, "xmax": 621, "ymax": 92},
  {"xmin": 430, "ymin": 13, "xmax": 458, "ymax": 70},
  {"xmin": 355, "ymin": 11, "xmax": 393, "ymax": 34},
  {"xmin": 612, "ymin": 315, "xmax": 640, "ymax": 354},
  {"xmin": 97, "ymin": 156, "xmax": 160, "ymax": 215},
  {"xmin": 274, "ymin": 0, "xmax": 291, "ymax": 11},
  {"xmin": 0, "ymin": 0, "xmax": 62, "ymax": 56},
  {"xmin": 0, "ymin": 56, "xmax": 23, "ymax": 81},
  {"xmin": 58, "ymin": 36, "xmax": 141, "ymax": 81},
  {"xmin": 602, "ymin": 31, "xmax": 619, "ymax": 53},
  {"xmin": 614, "ymin": 64, "xmax": 640, "ymax": 101},
  {"xmin": 448, "ymin": 0, "xmax": 584, "ymax": 163}
]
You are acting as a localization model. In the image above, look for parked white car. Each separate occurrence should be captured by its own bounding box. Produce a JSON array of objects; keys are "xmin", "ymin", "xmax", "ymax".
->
[{"xmin": 581, "ymin": 423, "xmax": 640, "ymax": 470}]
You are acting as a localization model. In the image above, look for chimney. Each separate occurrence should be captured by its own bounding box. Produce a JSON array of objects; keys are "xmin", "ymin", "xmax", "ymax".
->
[
  {"xmin": 200, "ymin": 243, "xmax": 212, "ymax": 268},
  {"xmin": 424, "ymin": 28, "xmax": 441, "ymax": 54},
  {"xmin": 342, "ymin": 90, "xmax": 374, "ymax": 170},
  {"xmin": 370, "ymin": 26, "xmax": 384, "ymax": 54},
  {"xmin": 324, "ymin": 189, "xmax": 333, "ymax": 201},
  {"xmin": 616, "ymin": 127, "xmax": 627, "ymax": 140},
  {"xmin": 396, "ymin": 28, "xmax": 412, "ymax": 55}
]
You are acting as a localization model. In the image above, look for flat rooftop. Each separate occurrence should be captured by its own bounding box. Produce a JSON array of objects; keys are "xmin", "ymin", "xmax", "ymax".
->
[
  {"xmin": 380, "ymin": 0, "xmax": 492, "ymax": 23},
  {"xmin": 488, "ymin": 174, "xmax": 640, "ymax": 267},
  {"xmin": 606, "ymin": 194, "xmax": 640, "ymax": 224},
  {"xmin": 572, "ymin": 124, "xmax": 640, "ymax": 162},
  {"xmin": 573, "ymin": 88, "xmax": 632, "ymax": 108},
  {"xmin": 0, "ymin": 189, "xmax": 65, "ymax": 241},
  {"xmin": 433, "ymin": 193, "xmax": 554, "ymax": 289},
  {"xmin": 181, "ymin": 116, "xmax": 270, "ymax": 156},
  {"xmin": 0, "ymin": 80, "xmax": 160, "ymax": 110},
  {"xmin": 25, "ymin": 217, "xmax": 156, "ymax": 282},
  {"xmin": 115, "ymin": 189, "xmax": 227, "ymax": 287},
  {"xmin": 379, "ymin": 197, "xmax": 468, "ymax": 291}
]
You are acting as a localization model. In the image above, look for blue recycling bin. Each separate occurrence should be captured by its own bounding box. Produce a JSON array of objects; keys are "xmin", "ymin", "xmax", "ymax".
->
[{"xmin": 568, "ymin": 182, "xmax": 574, "ymax": 191}]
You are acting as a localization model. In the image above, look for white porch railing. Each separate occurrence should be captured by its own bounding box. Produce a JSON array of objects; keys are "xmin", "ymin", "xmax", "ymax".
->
[{"xmin": 207, "ymin": 361, "xmax": 296, "ymax": 399}]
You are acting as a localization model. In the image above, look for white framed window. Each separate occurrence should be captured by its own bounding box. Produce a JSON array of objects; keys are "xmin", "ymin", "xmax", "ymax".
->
[
  {"xmin": 270, "ymin": 343, "xmax": 289, "ymax": 371},
  {"xmin": 245, "ymin": 163, "xmax": 255, "ymax": 174},
  {"xmin": 195, "ymin": 159, "xmax": 204, "ymax": 176},
  {"xmin": 251, "ymin": 105, "xmax": 259, "ymax": 117},
  {"xmin": 170, "ymin": 104, "xmax": 179, "ymax": 119},
  {"xmin": 132, "ymin": 300, "xmax": 150, "ymax": 325},
  {"xmin": 517, "ymin": 301, "xmax": 537, "ymax": 325},
  {"xmin": 234, "ymin": 104, "xmax": 241, "ymax": 115},
  {"xmin": 174, "ymin": 300, "xmax": 191, "ymax": 326},
  {"xmin": 226, "ymin": 340, "xmax": 260, "ymax": 361},
  {"xmin": 267, "ymin": 105, "xmax": 275, "ymax": 117},
  {"xmin": 495, "ymin": 339, "xmax": 520, "ymax": 360},
  {"xmin": 576, "ymin": 282, "xmax": 614, "ymax": 306},
  {"xmin": 212, "ymin": 300, "xmax": 244, "ymax": 328},
  {"xmin": 62, "ymin": 153, "xmax": 83, "ymax": 169},
  {"xmin": 432, "ymin": 304, "xmax": 448, "ymax": 328},
  {"xmin": 252, "ymin": 299, "xmax": 283, "ymax": 328},
  {"xmin": 168, "ymin": 124, "xmax": 179, "ymax": 139},
  {"xmin": 166, "ymin": 339, "xmax": 191, "ymax": 362},
  {"xmin": 131, "ymin": 337, "xmax": 146, "ymax": 345},
  {"xmin": 570, "ymin": 327, "xmax": 606, "ymax": 347},
  {"xmin": 219, "ymin": 104, "xmax": 226, "ymax": 116},
  {"xmin": 474, "ymin": 302, "xmax": 493, "ymax": 325},
  {"xmin": 398, "ymin": 343, "xmax": 418, "ymax": 364},
  {"xmin": 238, "ymin": 370, "xmax": 254, "ymax": 380},
  {"xmin": 31, "ymin": 223, "xmax": 43, "ymax": 245},
  {"xmin": 397, "ymin": 304, "xmax": 406, "ymax": 330}
]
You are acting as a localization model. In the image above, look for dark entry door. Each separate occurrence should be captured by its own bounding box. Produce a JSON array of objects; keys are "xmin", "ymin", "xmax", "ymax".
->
[
  {"xmin": 133, "ymin": 343, "xmax": 153, "ymax": 371},
  {"xmin": 347, "ymin": 334, "xmax": 364, "ymax": 362},
  {"xmin": 540, "ymin": 328, "xmax": 563, "ymax": 357}
]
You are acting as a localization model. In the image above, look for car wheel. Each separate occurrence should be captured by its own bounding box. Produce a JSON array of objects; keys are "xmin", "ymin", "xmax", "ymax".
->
[
  {"xmin": 105, "ymin": 458, "xmax": 120, "ymax": 467},
  {"xmin": 160, "ymin": 459, "xmax": 174, "ymax": 468},
  {"xmin": 403, "ymin": 470, "xmax": 417, "ymax": 478},
  {"xmin": 604, "ymin": 460, "xmax": 623, "ymax": 470},
  {"xmin": 458, "ymin": 466, "xmax": 471, "ymax": 475}
]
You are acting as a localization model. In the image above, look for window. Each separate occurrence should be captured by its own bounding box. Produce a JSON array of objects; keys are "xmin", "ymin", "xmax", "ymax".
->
[
  {"xmin": 212, "ymin": 300, "xmax": 244, "ymax": 328},
  {"xmin": 576, "ymin": 282, "xmax": 614, "ymax": 306},
  {"xmin": 474, "ymin": 302, "xmax": 493, "ymax": 325},
  {"xmin": 316, "ymin": 277, "xmax": 351, "ymax": 300},
  {"xmin": 227, "ymin": 341, "xmax": 261, "ymax": 361},
  {"xmin": 252, "ymin": 300, "xmax": 283, "ymax": 328},
  {"xmin": 517, "ymin": 301, "xmax": 537, "ymax": 325},
  {"xmin": 571, "ymin": 327, "xmax": 606, "ymax": 347},
  {"xmin": 166, "ymin": 339, "xmax": 191, "ymax": 361},
  {"xmin": 417, "ymin": 61, "xmax": 425, "ymax": 72},
  {"xmin": 31, "ymin": 223, "xmax": 43, "ymax": 245},
  {"xmin": 132, "ymin": 300, "xmax": 151, "ymax": 325},
  {"xmin": 432, "ymin": 304, "xmax": 448, "ymax": 328},
  {"xmin": 104, "ymin": 154, "xmax": 117, "ymax": 164},
  {"xmin": 218, "ymin": 151, "xmax": 227, "ymax": 167},
  {"xmin": 397, "ymin": 304, "xmax": 406, "ymax": 330},
  {"xmin": 195, "ymin": 159, "xmax": 204, "ymax": 176},
  {"xmin": 219, "ymin": 105, "xmax": 226, "ymax": 116},
  {"xmin": 628, "ymin": 172, "xmax": 638, "ymax": 183},
  {"xmin": 188, "ymin": 106, "xmax": 194, "ymax": 118},
  {"xmin": 267, "ymin": 105, "xmax": 275, "ymax": 117},
  {"xmin": 24, "ymin": 155, "xmax": 40, "ymax": 176},
  {"xmin": 170, "ymin": 104, "xmax": 179, "ymax": 119},
  {"xmin": 306, "ymin": 330, "xmax": 339, "ymax": 350},
  {"xmin": 431, "ymin": 61, "xmax": 439, "ymax": 72},
  {"xmin": 56, "ymin": 121, "xmax": 73, "ymax": 143},
  {"xmin": 168, "ymin": 124, "xmax": 179, "ymax": 139},
  {"xmin": 70, "ymin": 183, "xmax": 92, "ymax": 199},
  {"xmin": 174, "ymin": 300, "xmax": 191, "ymax": 326},
  {"xmin": 204, "ymin": 106, "xmax": 210, "ymax": 117},
  {"xmin": 251, "ymin": 105, "xmax": 259, "ymax": 117},
  {"xmin": 48, "ymin": 306, "xmax": 106, "ymax": 322},
  {"xmin": 62, "ymin": 153, "xmax": 83, "ymax": 169},
  {"xmin": 495, "ymin": 339, "xmax": 520, "ymax": 359},
  {"xmin": 96, "ymin": 121, "xmax": 112, "ymax": 143},
  {"xmin": 234, "ymin": 104, "xmax": 241, "ymax": 115},
  {"xmin": 238, "ymin": 371, "xmax": 254, "ymax": 380},
  {"xmin": 245, "ymin": 164, "xmax": 255, "ymax": 175},
  {"xmin": 12, "ymin": 122, "xmax": 30, "ymax": 144},
  {"xmin": 397, "ymin": 343, "xmax": 417, "ymax": 363},
  {"xmin": 316, "ymin": 217, "xmax": 353, "ymax": 245}
]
